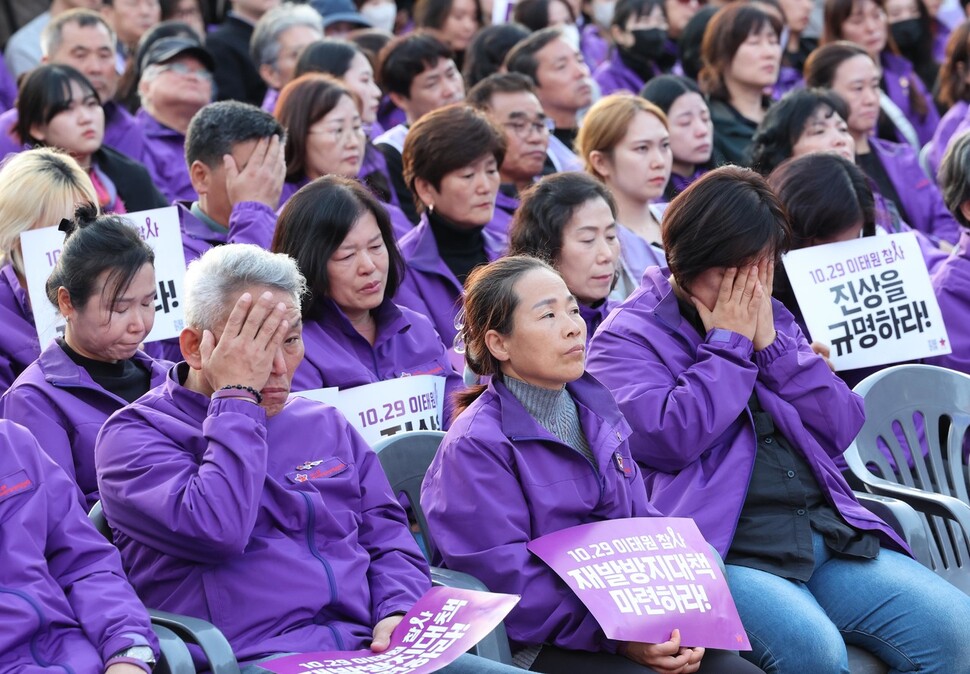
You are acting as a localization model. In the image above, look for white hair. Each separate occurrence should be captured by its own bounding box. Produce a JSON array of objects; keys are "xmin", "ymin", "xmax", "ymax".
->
[
  {"xmin": 250, "ymin": 2, "xmax": 324, "ymax": 68},
  {"xmin": 183, "ymin": 244, "xmax": 307, "ymax": 333}
]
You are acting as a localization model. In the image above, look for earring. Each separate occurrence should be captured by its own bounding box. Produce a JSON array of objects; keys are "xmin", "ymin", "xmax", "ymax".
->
[{"xmin": 428, "ymin": 203, "xmax": 435, "ymax": 214}]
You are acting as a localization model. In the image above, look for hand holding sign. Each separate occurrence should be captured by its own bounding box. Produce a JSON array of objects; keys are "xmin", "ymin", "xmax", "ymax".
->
[{"xmin": 622, "ymin": 630, "xmax": 704, "ymax": 673}]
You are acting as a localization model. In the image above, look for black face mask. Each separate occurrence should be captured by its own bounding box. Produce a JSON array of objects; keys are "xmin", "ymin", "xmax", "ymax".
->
[
  {"xmin": 890, "ymin": 19, "xmax": 922, "ymax": 54},
  {"xmin": 630, "ymin": 27, "xmax": 669, "ymax": 61}
]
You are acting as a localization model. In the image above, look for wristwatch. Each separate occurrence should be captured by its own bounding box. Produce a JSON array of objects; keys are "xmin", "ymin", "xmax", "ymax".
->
[{"xmin": 111, "ymin": 645, "xmax": 157, "ymax": 671}]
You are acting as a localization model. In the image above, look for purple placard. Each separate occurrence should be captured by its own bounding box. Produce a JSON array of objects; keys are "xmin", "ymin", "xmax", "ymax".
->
[
  {"xmin": 528, "ymin": 517, "xmax": 750, "ymax": 650},
  {"xmin": 260, "ymin": 586, "xmax": 519, "ymax": 674}
]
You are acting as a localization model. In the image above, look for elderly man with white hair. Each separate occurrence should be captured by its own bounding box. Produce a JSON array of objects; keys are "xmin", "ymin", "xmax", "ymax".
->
[
  {"xmin": 251, "ymin": 2, "xmax": 324, "ymax": 112},
  {"xmin": 94, "ymin": 243, "xmax": 524, "ymax": 674}
]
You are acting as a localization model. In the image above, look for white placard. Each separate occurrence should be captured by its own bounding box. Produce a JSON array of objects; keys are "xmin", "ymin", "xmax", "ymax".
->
[
  {"xmin": 330, "ymin": 375, "xmax": 446, "ymax": 445},
  {"xmin": 782, "ymin": 232, "xmax": 950, "ymax": 371},
  {"xmin": 20, "ymin": 207, "xmax": 187, "ymax": 347}
]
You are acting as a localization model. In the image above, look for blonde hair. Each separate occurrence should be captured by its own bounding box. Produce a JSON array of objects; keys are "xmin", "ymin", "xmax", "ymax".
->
[
  {"xmin": 576, "ymin": 94, "xmax": 668, "ymax": 181},
  {"xmin": 0, "ymin": 148, "xmax": 97, "ymax": 273}
]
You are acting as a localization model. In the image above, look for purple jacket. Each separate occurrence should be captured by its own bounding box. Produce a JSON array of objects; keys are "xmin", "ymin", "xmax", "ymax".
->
[
  {"xmin": 137, "ymin": 108, "xmax": 195, "ymax": 203},
  {"xmin": 0, "ymin": 53, "xmax": 15, "ymax": 111},
  {"xmin": 177, "ymin": 199, "xmax": 277, "ymax": 264},
  {"xmin": 293, "ymin": 297, "xmax": 463, "ymax": 425},
  {"xmin": 772, "ymin": 65, "xmax": 803, "ymax": 101},
  {"xmin": 928, "ymin": 100, "xmax": 969, "ymax": 179},
  {"xmin": 421, "ymin": 373, "xmax": 661, "ymax": 652},
  {"xmin": 0, "ymin": 101, "xmax": 147, "ymax": 162},
  {"xmin": 593, "ymin": 50, "xmax": 647, "ymax": 97},
  {"xmin": 546, "ymin": 134, "xmax": 583, "ymax": 173},
  {"xmin": 0, "ymin": 342, "xmax": 170, "ymax": 509},
  {"xmin": 613, "ymin": 224, "xmax": 666, "ymax": 301},
  {"xmin": 581, "ymin": 23, "xmax": 610, "ymax": 71},
  {"xmin": 585, "ymin": 266, "xmax": 909, "ymax": 557},
  {"xmin": 95, "ymin": 369, "xmax": 430, "ymax": 663},
  {"xmin": 580, "ymin": 299, "xmax": 614, "ymax": 344},
  {"xmin": 395, "ymin": 214, "xmax": 505, "ymax": 347},
  {"xmin": 881, "ymin": 52, "xmax": 940, "ymax": 147},
  {"xmin": 0, "ymin": 419, "xmax": 158, "ymax": 673},
  {"xmin": 486, "ymin": 189, "xmax": 518, "ymax": 246},
  {"xmin": 870, "ymin": 136, "xmax": 961, "ymax": 246},
  {"xmin": 926, "ymin": 229, "xmax": 970, "ymax": 374},
  {"xmin": 0, "ymin": 264, "xmax": 39, "ymax": 394}
]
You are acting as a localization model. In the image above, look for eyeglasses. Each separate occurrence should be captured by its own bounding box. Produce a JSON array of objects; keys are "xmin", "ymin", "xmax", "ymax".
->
[
  {"xmin": 502, "ymin": 117, "xmax": 555, "ymax": 139},
  {"xmin": 155, "ymin": 61, "xmax": 213, "ymax": 83},
  {"xmin": 308, "ymin": 123, "xmax": 365, "ymax": 142}
]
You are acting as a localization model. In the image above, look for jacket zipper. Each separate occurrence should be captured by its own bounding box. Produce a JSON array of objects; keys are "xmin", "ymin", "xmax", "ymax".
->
[{"xmin": 298, "ymin": 491, "xmax": 345, "ymax": 651}]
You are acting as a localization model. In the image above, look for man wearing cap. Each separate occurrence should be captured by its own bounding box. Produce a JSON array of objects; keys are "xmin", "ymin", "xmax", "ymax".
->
[
  {"xmin": 0, "ymin": 10, "xmax": 146, "ymax": 162},
  {"xmin": 207, "ymin": 0, "xmax": 283, "ymax": 106},
  {"xmin": 310, "ymin": 0, "xmax": 373, "ymax": 36},
  {"xmin": 137, "ymin": 35, "xmax": 215, "ymax": 202}
]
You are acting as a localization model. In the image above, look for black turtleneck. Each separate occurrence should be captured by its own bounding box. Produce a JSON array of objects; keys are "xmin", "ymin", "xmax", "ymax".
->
[
  {"xmin": 427, "ymin": 209, "xmax": 488, "ymax": 286},
  {"xmin": 58, "ymin": 338, "xmax": 151, "ymax": 403},
  {"xmin": 552, "ymin": 126, "xmax": 578, "ymax": 150}
]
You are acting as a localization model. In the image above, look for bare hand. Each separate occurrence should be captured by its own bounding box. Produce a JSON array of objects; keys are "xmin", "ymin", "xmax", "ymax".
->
[
  {"xmin": 225, "ymin": 135, "xmax": 286, "ymax": 209},
  {"xmin": 692, "ymin": 266, "xmax": 761, "ymax": 342},
  {"xmin": 105, "ymin": 664, "xmax": 152, "ymax": 674},
  {"xmin": 811, "ymin": 341, "xmax": 836, "ymax": 371},
  {"xmin": 371, "ymin": 614, "xmax": 404, "ymax": 652},
  {"xmin": 200, "ymin": 291, "xmax": 290, "ymax": 393},
  {"xmin": 752, "ymin": 258, "xmax": 776, "ymax": 352},
  {"xmin": 621, "ymin": 630, "xmax": 704, "ymax": 673}
]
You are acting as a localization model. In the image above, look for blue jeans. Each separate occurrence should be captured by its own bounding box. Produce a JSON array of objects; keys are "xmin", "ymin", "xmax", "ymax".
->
[
  {"xmin": 726, "ymin": 531, "xmax": 970, "ymax": 674},
  {"xmin": 241, "ymin": 652, "xmax": 521, "ymax": 673}
]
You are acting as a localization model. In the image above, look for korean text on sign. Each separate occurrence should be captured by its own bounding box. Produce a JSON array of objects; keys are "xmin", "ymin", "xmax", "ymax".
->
[
  {"xmin": 260, "ymin": 586, "xmax": 519, "ymax": 674},
  {"xmin": 781, "ymin": 232, "xmax": 950, "ymax": 371},
  {"xmin": 528, "ymin": 517, "xmax": 750, "ymax": 650},
  {"xmin": 19, "ymin": 207, "xmax": 188, "ymax": 347}
]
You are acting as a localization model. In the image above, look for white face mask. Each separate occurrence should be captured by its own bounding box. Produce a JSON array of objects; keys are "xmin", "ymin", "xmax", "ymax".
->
[
  {"xmin": 361, "ymin": 2, "xmax": 397, "ymax": 33},
  {"xmin": 592, "ymin": 1, "xmax": 615, "ymax": 28},
  {"xmin": 561, "ymin": 23, "xmax": 581, "ymax": 51}
]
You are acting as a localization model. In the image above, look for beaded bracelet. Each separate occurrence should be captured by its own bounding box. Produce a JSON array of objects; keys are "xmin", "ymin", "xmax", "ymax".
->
[{"xmin": 217, "ymin": 384, "xmax": 263, "ymax": 404}]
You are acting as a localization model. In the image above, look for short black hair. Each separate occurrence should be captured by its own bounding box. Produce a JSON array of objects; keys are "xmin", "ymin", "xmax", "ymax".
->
[
  {"xmin": 378, "ymin": 31, "xmax": 454, "ymax": 98},
  {"xmin": 613, "ymin": 0, "xmax": 664, "ymax": 29},
  {"xmin": 466, "ymin": 72, "xmax": 537, "ymax": 110},
  {"xmin": 504, "ymin": 26, "xmax": 563, "ymax": 86},
  {"xmin": 463, "ymin": 23, "xmax": 532, "ymax": 89},
  {"xmin": 639, "ymin": 74, "xmax": 702, "ymax": 113},
  {"xmin": 663, "ymin": 165, "xmax": 792, "ymax": 290},
  {"xmin": 295, "ymin": 38, "xmax": 358, "ymax": 79},
  {"xmin": 184, "ymin": 100, "xmax": 285, "ymax": 168},
  {"xmin": 46, "ymin": 203, "xmax": 155, "ymax": 312},
  {"xmin": 749, "ymin": 88, "xmax": 850, "ymax": 175},
  {"xmin": 509, "ymin": 172, "xmax": 617, "ymax": 266},
  {"xmin": 272, "ymin": 175, "xmax": 407, "ymax": 317},
  {"xmin": 16, "ymin": 64, "xmax": 100, "ymax": 146}
]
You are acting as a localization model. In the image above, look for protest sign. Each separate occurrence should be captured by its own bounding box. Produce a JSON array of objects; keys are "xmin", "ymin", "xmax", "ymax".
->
[
  {"xmin": 260, "ymin": 586, "xmax": 519, "ymax": 674},
  {"xmin": 528, "ymin": 517, "xmax": 750, "ymax": 650},
  {"xmin": 782, "ymin": 232, "xmax": 950, "ymax": 371},
  {"xmin": 325, "ymin": 375, "xmax": 446, "ymax": 445},
  {"xmin": 19, "ymin": 207, "xmax": 187, "ymax": 347}
]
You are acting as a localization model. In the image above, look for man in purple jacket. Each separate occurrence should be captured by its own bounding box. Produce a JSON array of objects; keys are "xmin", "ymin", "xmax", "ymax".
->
[
  {"xmin": 95, "ymin": 243, "xmax": 521, "ymax": 673},
  {"xmin": 0, "ymin": 419, "xmax": 158, "ymax": 674}
]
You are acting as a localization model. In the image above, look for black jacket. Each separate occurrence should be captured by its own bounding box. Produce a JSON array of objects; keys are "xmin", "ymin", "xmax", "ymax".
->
[
  {"xmin": 96, "ymin": 146, "xmax": 169, "ymax": 212},
  {"xmin": 205, "ymin": 15, "xmax": 266, "ymax": 106}
]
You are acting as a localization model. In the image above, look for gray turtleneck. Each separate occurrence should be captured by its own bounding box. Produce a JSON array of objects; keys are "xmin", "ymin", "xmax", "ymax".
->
[{"xmin": 503, "ymin": 375, "xmax": 596, "ymax": 471}]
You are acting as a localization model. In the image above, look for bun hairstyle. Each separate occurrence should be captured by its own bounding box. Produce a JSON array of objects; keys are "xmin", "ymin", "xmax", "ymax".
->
[
  {"xmin": 453, "ymin": 255, "xmax": 558, "ymax": 416},
  {"xmin": 46, "ymin": 204, "xmax": 155, "ymax": 311}
]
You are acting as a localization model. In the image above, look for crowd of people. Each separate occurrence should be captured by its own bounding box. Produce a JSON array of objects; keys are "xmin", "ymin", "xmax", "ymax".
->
[{"xmin": 3, "ymin": 0, "xmax": 970, "ymax": 672}]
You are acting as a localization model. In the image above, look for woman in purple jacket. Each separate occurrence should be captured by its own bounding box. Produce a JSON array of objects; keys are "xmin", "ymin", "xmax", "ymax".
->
[
  {"xmin": 586, "ymin": 166, "xmax": 970, "ymax": 674},
  {"xmin": 0, "ymin": 419, "xmax": 159, "ymax": 674},
  {"xmin": 1, "ymin": 206, "xmax": 170, "ymax": 509},
  {"xmin": 509, "ymin": 173, "xmax": 620, "ymax": 342},
  {"xmin": 805, "ymin": 41, "xmax": 962, "ymax": 246},
  {"xmin": 593, "ymin": 0, "xmax": 677, "ymax": 96},
  {"xmin": 822, "ymin": 0, "xmax": 939, "ymax": 147},
  {"xmin": 421, "ymin": 255, "xmax": 761, "ymax": 674},
  {"xmin": 0, "ymin": 148, "xmax": 99, "ymax": 394},
  {"xmin": 272, "ymin": 175, "xmax": 463, "ymax": 425}
]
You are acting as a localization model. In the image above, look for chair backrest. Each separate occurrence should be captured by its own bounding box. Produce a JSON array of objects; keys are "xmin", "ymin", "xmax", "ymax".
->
[
  {"xmin": 845, "ymin": 364, "xmax": 970, "ymax": 591},
  {"xmin": 372, "ymin": 430, "xmax": 446, "ymax": 560},
  {"xmin": 88, "ymin": 500, "xmax": 113, "ymax": 542}
]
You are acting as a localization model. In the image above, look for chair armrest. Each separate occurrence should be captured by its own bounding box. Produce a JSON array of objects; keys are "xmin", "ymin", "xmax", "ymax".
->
[
  {"xmin": 860, "ymin": 479, "xmax": 970, "ymax": 537},
  {"xmin": 149, "ymin": 609, "xmax": 241, "ymax": 674},
  {"xmin": 150, "ymin": 624, "xmax": 195, "ymax": 674},
  {"xmin": 429, "ymin": 566, "xmax": 514, "ymax": 665},
  {"xmin": 855, "ymin": 492, "xmax": 932, "ymax": 567}
]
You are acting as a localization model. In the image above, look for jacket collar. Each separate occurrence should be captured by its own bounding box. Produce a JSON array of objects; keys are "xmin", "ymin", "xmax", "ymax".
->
[
  {"xmin": 39, "ymin": 339, "xmax": 168, "ymax": 389},
  {"xmin": 636, "ymin": 266, "xmax": 704, "ymax": 346},
  {"xmin": 405, "ymin": 214, "xmax": 505, "ymax": 276},
  {"xmin": 490, "ymin": 371, "xmax": 624, "ymax": 440},
  {"xmin": 177, "ymin": 200, "xmax": 226, "ymax": 245},
  {"xmin": 313, "ymin": 295, "xmax": 411, "ymax": 347}
]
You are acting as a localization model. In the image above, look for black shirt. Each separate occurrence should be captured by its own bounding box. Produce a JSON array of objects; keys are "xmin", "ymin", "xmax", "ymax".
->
[
  {"xmin": 857, "ymin": 150, "xmax": 909, "ymax": 226},
  {"xmin": 427, "ymin": 210, "xmax": 488, "ymax": 286},
  {"xmin": 58, "ymin": 339, "xmax": 151, "ymax": 404},
  {"xmin": 552, "ymin": 126, "xmax": 578, "ymax": 151}
]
